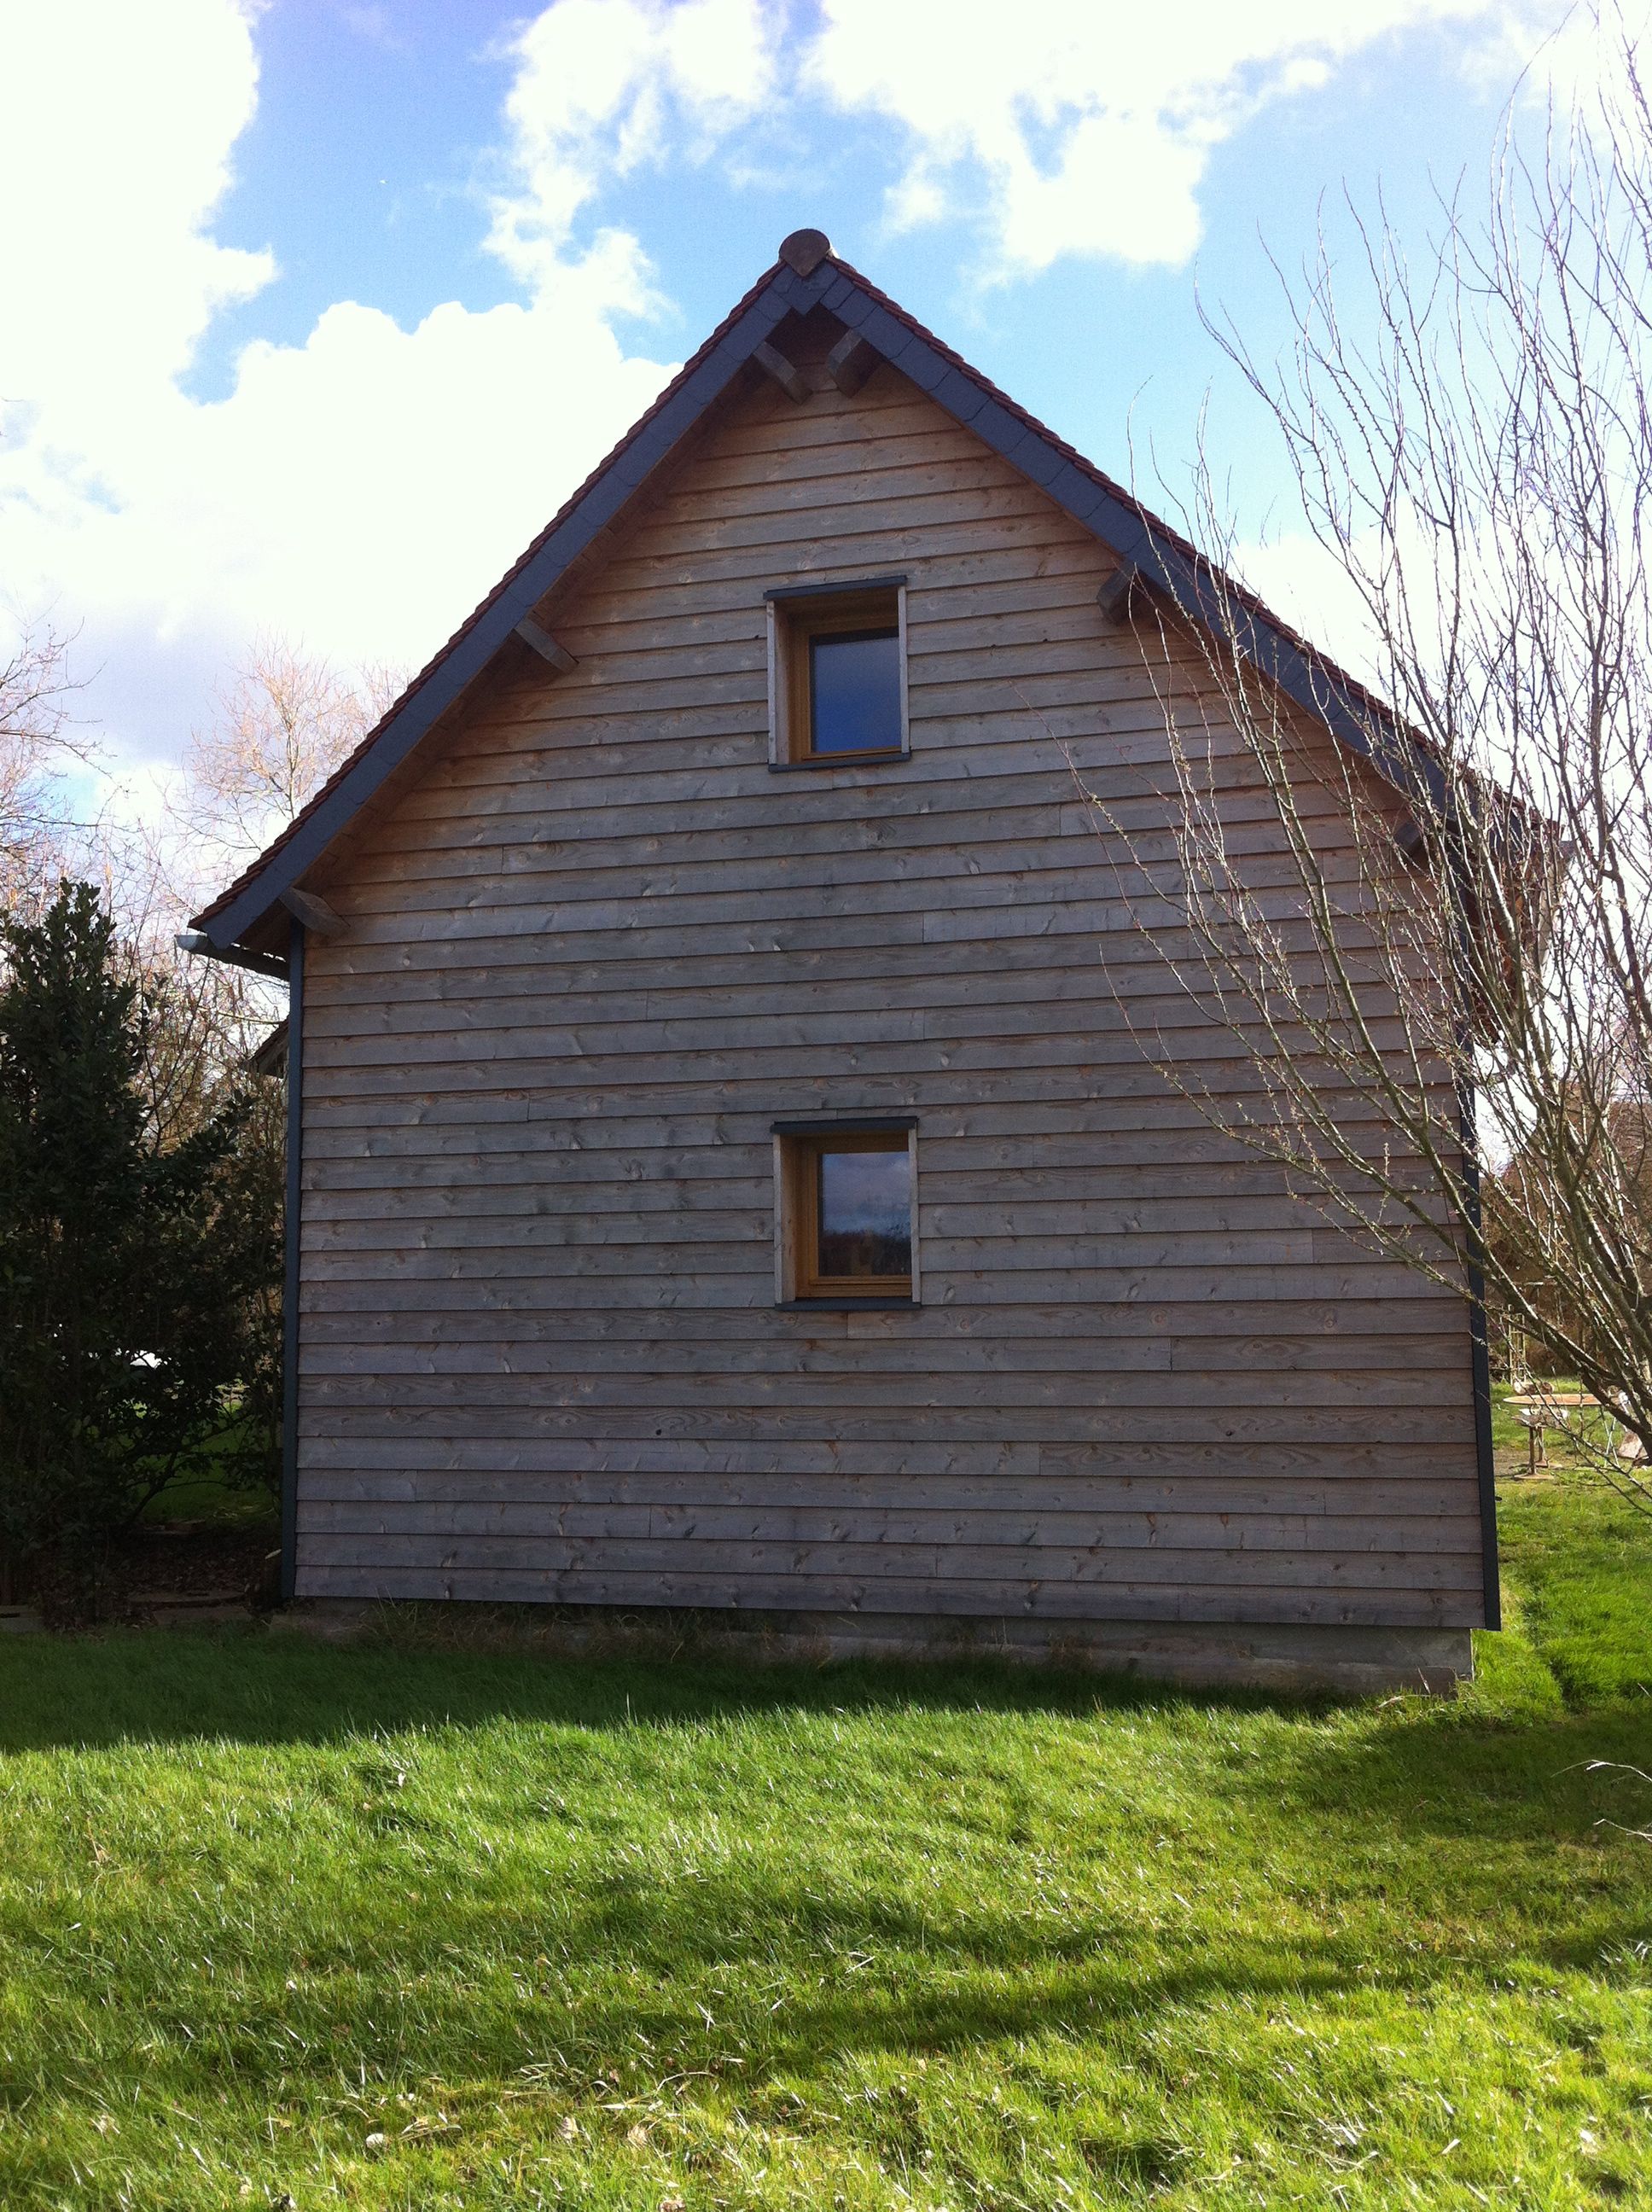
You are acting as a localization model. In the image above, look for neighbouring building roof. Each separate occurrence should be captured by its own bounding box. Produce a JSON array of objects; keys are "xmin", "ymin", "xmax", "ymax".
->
[
  {"xmin": 192, "ymin": 228, "xmax": 1436, "ymax": 965},
  {"xmin": 245, "ymin": 1018, "xmax": 288, "ymax": 1080}
]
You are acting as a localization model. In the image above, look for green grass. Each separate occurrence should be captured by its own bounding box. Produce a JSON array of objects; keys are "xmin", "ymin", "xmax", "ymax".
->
[
  {"xmin": 1492, "ymin": 1382, "xmax": 1652, "ymax": 1704},
  {"xmin": 2, "ymin": 1487, "xmax": 1650, "ymax": 2209},
  {"xmin": 1501, "ymin": 1477, "xmax": 1652, "ymax": 1708},
  {"xmin": 136, "ymin": 1414, "xmax": 278, "ymax": 1528}
]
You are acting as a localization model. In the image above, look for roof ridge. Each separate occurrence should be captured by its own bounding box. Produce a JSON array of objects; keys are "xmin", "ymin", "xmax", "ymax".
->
[{"xmin": 193, "ymin": 241, "xmax": 1419, "ymax": 944}]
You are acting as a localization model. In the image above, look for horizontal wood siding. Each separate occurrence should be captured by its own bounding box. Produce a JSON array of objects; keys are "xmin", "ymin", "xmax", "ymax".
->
[{"xmin": 294, "ymin": 357, "xmax": 1484, "ymax": 1627}]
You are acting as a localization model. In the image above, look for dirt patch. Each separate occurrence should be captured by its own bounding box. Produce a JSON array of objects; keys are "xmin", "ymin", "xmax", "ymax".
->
[{"xmin": 30, "ymin": 1521, "xmax": 278, "ymax": 1628}]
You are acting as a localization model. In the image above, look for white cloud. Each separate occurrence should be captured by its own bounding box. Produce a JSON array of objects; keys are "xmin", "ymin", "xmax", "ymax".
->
[
  {"xmin": 12, "ymin": 287, "xmax": 672, "ymax": 666},
  {"xmin": 486, "ymin": 0, "xmax": 778, "ymax": 288},
  {"xmin": 805, "ymin": 0, "xmax": 1568, "ymax": 272},
  {"xmin": 0, "ymin": 0, "xmax": 744, "ymax": 802},
  {"xmin": 0, "ymin": 0, "xmax": 271, "ymax": 415},
  {"xmin": 1230, "ymin": 532, "xmax": 1382, "ymax": 688},
  {"xmin": 0, "ymin": 0, "xmax": 1592, "ymax": 844}
]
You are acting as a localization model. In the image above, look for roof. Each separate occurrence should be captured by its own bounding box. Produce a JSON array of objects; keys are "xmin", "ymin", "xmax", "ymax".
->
[
  {"xmin": 246, "ymin": 1017, "xmax": 288, "ymax": 1080},
  {"xmin": 193, "ymin": 228, "xmax": 1438, "ymax": 960}
]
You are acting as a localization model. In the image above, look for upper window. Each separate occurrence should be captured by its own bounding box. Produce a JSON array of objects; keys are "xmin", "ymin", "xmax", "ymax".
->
[
  {"xmin": 773, "ymin": 1122, "xmax": 917, "ymax": 1303},
  {"xmin": 767, "ymin": 579, "xmax": 908, "ymax": 766}
]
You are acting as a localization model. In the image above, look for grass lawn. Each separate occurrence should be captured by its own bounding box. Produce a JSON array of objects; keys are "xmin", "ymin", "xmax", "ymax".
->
[
  {"xmin": 136, "ymin": 1414, "xmax": 279, "ymax": 1530},
  {"xmin": 2, "ymin": 1481, "xmax": 1650, "ymax": 2208}
]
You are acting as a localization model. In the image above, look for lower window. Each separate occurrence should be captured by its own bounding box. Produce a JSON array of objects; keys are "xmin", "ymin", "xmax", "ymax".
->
[{"xmin": 774, "ymin": 1122, "xmax": 916, "ymax": 1303}]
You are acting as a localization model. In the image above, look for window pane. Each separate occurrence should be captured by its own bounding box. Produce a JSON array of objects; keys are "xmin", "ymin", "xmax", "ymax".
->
[
  {"xmin": 817, "ymin": 1145, "xmax": 910, "ymax": 1278},
  {"xmin": 810, "ymin": 629, "xmax": 901, "ymax": 754}
]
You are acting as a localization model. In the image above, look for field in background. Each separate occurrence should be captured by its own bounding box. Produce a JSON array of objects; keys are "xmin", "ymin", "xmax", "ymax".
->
[{"xmin": 0, "ymin": 1470, "xmax": 1648, "ymax": 2209}]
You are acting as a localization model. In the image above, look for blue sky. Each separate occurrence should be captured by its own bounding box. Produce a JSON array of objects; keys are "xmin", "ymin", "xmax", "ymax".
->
[{"xmin": 0, "ymin": 0, "xmax": 1597, "ymax": 824}]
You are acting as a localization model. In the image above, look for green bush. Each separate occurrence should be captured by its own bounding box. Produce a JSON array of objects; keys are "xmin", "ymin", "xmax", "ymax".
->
[{"xmin": 0, "ymin": 883, "xmax": 280, "ymax": 1599}]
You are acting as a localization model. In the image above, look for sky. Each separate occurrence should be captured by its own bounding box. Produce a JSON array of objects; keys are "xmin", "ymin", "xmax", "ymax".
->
[{"xmin": 0, "ymin": 0, "xmax": 1609, "ymax": 835}]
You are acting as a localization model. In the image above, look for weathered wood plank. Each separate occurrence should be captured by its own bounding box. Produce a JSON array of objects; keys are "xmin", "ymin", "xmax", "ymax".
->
[
  {"xmin": 298, "ymin": 1396, "xmax": 1475, "ymax": 1448},
  {"xmin": 351, "ymin": 729, "xmax": 1290, "ymax": 830},
  {"xmin": 299, "ymin": 1528, "xmax": 1480, "ymax": 1588},
  {"xmin": 295, "ymin": 1435, "xmax": 1469, "ymax": 1481},
  {"xmin": 288, "ymin": 348, "xmax": 1480, "ymax": 1636},
  {"xmin": 297, "ymin": 1261, "xmax": 1458, "ymax": 1306},
  {"xmin": 295, "ymin": 1288, "xmax": 1462, "ymax": 1335},
  {"xmin": 298, "ymin": 1354, "xmax": 1465, "ymax": 1411},
  {"xmin": 334, "ymin": 783, "xmax": 1351, "ymax": 887},
  {"xmin": 297, "ymin": 1148, "xmax": 1416, "ymax": 1203},
  {"xmin": 298, "ymin": 1182, "xmax": 1392, "ymax": 1242},
  {"xmin": 297, "ymin": 1089, "xmax": 1440, "ymax": 1150},
  {"xmin": 296, "ymin": 1321, "xmax": 1467, "ymax": 1378},
  {"xmin": 294, "ymin": 1564, "xmax": 1479, "ymax": 1629},
  {"xmin": 295, "ymin": 1464, "xmax": 1478, "ymax": 1514},
  {"xmin": 323, "ymin": 823, "xmax": 1357, "ymax": 925},
  {"xmin": 296, "ymin": 1022, "xmax": 1417, "ymax": 1097},
  {"xmin": 297, "ymin": 1499, "xmax": 1484, "ymax": 1556},
  {"xmin": 304, "ymin": 872, "xmax": 1393, "ymax": 958},
  {"xmin": 300, "ymin": 1324, "xmax": 1463, "ymax": 1374},
  {"xmin": 301, "ymin": 918, "xmax": 1341, "ymax": 1006}
]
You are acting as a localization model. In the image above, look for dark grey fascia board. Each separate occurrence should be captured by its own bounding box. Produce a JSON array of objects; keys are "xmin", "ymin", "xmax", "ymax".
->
[
  {"xmin": 206, "ymin": 272, "xmax": 817, "ymax": 951},
  {"xmin": 207, "ymin": 250, "xmax": 1434, "ymax": 950},
  {"xmin": 821, "ymin": 274, "xmax": 1442, "ymax": 813},
  {"xmin": 175, "ymin": 928, "xmax": 289, "ymax": 981}
]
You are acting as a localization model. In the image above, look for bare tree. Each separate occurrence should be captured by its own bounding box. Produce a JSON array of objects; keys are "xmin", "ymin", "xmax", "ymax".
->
[
  {"xmin": 0, "ymin": 613, "xmax": 91, "ymax": 911},
  {"xmin": 169, "ymin": 632, "xmax": 404, "ymax": 899},
  {"xmin": 0, "ymin": 614, "xmax": 270, "ymax": 1144},
  {"xmin": 1090, "ymin": 34, "xmax": 1652, "ymax": 1502},
  {"xmin": 153, "ymin": 633, "xmax": 404, "ymax": 1084}
]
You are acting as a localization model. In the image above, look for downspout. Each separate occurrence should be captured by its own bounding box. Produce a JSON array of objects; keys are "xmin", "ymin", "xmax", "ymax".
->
[
  {"xmin": 1458, "ymin": 1080, "xmax": 1503, "ymax": 1630},
  {"xmin": 177, "ymin": 923, "xmax": 303, "ymax": 1599},
  {"xmin": 1445, "ymin": 823, "xmax": 1502, "ymax": 1635},
  {"xmin": 280, "ymin": 918, "xmax": 305, "ymax": 1603}
]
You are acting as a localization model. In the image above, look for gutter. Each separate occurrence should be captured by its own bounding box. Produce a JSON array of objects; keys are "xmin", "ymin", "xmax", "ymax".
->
[
  {"xmin": 177, "ymin": 923, "xmax": 301, "ymax": 1602},
  {"xmin": 1458, "ymin": 1068, "xmax": 1503, "ymax": 1631},
  {"xmin": 278, "ymin": 919, "xmax": 303, "ymax": 1604},
  {"xmin": 173, "ymin": 929, "xmax": 288, "ymax": 981}
]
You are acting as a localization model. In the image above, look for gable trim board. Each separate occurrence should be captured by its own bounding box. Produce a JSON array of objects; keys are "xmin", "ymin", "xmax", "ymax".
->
[
  {"xmin": 193, "ymin": 233, "xmax": 1496, "ymax": 1683},
  {"xmin": 191, "ymin": 236, "xmax": 1442, "ymax": 960}
]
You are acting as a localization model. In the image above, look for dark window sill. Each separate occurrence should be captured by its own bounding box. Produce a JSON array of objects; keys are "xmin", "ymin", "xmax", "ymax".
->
[{"xmin": 768, "ymin": 750, "xmax": 910, "ymax": 772}]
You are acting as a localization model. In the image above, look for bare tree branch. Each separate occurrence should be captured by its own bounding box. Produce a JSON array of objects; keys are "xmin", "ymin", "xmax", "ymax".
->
[
  {"xmin": 1089, "ymin": 18, "xmax": 1652, "ymax": 1505},
  {"xmin": 145, "ymin": 633, "xmax": 405, "ymax": 1091},
  {"xmin": 0, "ymin": 612, "xmax": 94, "ymax": 911}
]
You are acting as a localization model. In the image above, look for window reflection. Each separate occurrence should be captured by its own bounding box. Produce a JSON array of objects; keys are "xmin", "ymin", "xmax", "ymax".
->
[
  {"xmin": 816, "ymin": 1144, "xmax": 911, "ymax": 1278},
  {"xmin": 809, "ymin": 629, "xmax": 901, "ymax": 754}
]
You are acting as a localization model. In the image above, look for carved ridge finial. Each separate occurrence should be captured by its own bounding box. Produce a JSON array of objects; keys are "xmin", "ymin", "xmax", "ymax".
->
[{"xmin": 778, "ymin": 228, "xmax": 832, "ymax": 276}]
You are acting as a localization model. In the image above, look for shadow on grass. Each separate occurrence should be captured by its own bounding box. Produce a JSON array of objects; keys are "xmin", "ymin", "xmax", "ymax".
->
[
  {"xmin": 7, "ymin": 1739, "xmax": 1649, "ymax": 2118},
  {"xmin": 5, "ymin": 1625, "xmax": 1652, "ymax": 2132},
  {"xmin": 0, "ymin": 1618, "xmax": 1314, "ymax": 1755},
  {"xmin": 178, "ymin": 1924, "xmax": 1474, "ymax": 2096},
  {"xmin": 9, "ymin": 1617, "xmax": 1650, "ymax": 1891}
]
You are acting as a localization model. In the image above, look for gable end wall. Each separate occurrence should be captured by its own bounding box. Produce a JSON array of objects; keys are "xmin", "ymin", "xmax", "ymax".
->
[{"xmin": 289, "ymin": 361, "xmax": 1486, "ymax": 1655}]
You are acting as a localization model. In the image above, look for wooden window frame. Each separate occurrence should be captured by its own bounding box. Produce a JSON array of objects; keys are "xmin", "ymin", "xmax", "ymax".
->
[
  {"xmin": 771, "ymin": 1119, "xmax": 920, "ymax": 1307},
  {"xmin": 765, "ymin": 579, "xmax": 910, "ymax": 768}
]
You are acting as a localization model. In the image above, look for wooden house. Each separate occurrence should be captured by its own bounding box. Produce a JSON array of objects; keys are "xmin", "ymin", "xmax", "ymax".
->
[{"xmin": 189, "ymin": 231, "xmax": 1498, "ymax": 1691}]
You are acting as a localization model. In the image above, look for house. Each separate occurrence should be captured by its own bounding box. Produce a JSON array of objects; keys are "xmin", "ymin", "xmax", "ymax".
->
[{"xmin": 189, "ymin": 231, "xmax": 1498, "ymax": 1691}]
